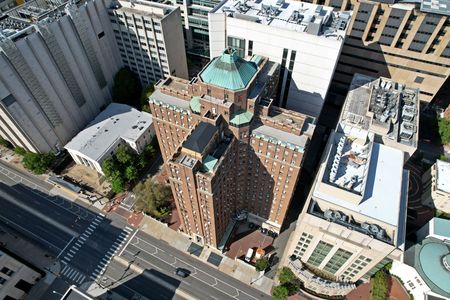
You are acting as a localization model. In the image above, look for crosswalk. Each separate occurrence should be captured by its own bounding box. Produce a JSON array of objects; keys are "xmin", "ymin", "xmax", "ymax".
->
[
  {"xmin": 90, "ymin": 226, "xmax": 134, "ymax": 281},
  {"xmin": 61, "ymin": 214, "xmax": 105, "ymax": 265},
  {"xmin": 60, "ymin": 263, "xmax": 86, "ymax": 284}
]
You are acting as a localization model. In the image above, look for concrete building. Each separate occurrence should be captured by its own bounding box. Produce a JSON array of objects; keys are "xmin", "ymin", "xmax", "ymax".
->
[
  {"xmin": 0, "ymin": 0, "xmax": 17, "ymax": 13},
  {"xmin": 0, "ymin": 250, "xmax": 42, "ymax": 300},
  {"xmin": 339, "ymin": 73, "xmax": 419, "ymax": 159},
  {"xmin": 60, "ymin": 285, "xmax": 94, "ymax": 300},
  {"xmin": 149, "ymin": 48, "xmax": 315, "ymax": 247},
  {"xmin": 309, "ymin": 0, "xmax": 450, "ymax": 105},
  {"xmin": 0, "ymin": 0, "xmax": 122, "ymax": 154},
  {"xmin": 108, "ymin": 0, "xmax": 188, "ymax": 86},
  {"xmin": 390, "ymin": 217, "xmax": 450, "ymax": 300},
  {"xmin": 169, "ymin": 0, "xmax": 220, "ymax": 57},
  {"xmin": 65, "ymin": 103, "xmax": 154, "ymax": 174},
  {"xmin": 282, "ymin": 124, "xmax": 409, "ymax": 297},
  {"xmin": 208, "ymin": 0, "xmax": 351, "ymax": 118},
  {"xmin": 422, "ymin": 159, "xmax": 450, "ymax": 214}
]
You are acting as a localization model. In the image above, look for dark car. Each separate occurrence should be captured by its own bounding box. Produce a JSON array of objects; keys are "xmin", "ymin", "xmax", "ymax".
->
[
  {"xmin": 248, "ymin": 222, "xmax": 255, "ymax": 229},
  {"xmin": 261, "ymin": 228, "xmax": 268, "ymax": 235},
  {"xmin": 271, "ymin": 231, "xmax": 278, "ymax": 238},
  {"xmin": 174, "ymin": 268, "xmax": 190, "ymax": 278}
]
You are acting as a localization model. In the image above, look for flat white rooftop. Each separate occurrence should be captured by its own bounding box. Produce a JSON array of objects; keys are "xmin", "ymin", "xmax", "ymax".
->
[
  {"xmin": 212, "ymin": 0, "xmax": 350, "ymax": 39},
  {"xmin": 65, "ymin": 103, "xmax": 152, "ymax": 161},
  {"xmin": 436, "ymin": 159, "xmax": 450, "ymax": 194},
  {"xmin": 314, "ymin": 132, "xmax": 406, "ymax": 226}
]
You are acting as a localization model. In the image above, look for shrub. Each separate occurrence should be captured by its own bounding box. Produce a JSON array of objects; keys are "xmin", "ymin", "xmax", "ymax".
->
[
  {"xmin": 255, "ymin": 257, "xmax": 269, "ymax": 272},
  {"xmin": 22, "ymin": 152, "xmax": 54, "ymax": 175},
  {"xmin": 13, "ymin": 147, "xmax": 27, "ymax": 156},
  {"xmin": 272, "ymin": 285, "xmax": 289, "ymax": 300}
]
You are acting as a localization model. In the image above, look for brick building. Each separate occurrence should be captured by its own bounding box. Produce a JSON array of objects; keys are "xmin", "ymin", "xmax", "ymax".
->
[{"xmin": 149, "ymin": 48, "xmax": 314, "ymax": 247}]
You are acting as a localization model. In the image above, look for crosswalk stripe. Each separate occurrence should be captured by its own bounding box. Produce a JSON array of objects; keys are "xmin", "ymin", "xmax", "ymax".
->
[
  {"xmin": 75, "ymin": 242, "xmax": 82, "ymax": 247},
  {"xmin": 92, "ymin": 220, "xmax": 101, "ymax": 225},
  {"xmin": 73, "ymin": 273, "xmax": 82, "ymax": 282},
  {"xmin": 77, "ymin": 275, "xmax": 86, "ymax": 284},
  {"xmin": 125, "ymin": 226, "xmax": 133, "ymax": 232},
  {"xmin": 88, "ymin": 224, "xmax": 96, "ymax": 230},
  {"xmin": 69, "ymin": 270, "xmax": 79, "ymax": 280},
  {"xmin": 66, "ymin": 269, "xmax": 75, "ymax": 278},
  {"xmin": 90, "ymin": 275, "xmax": 97, "ymax": 281},
  {"xmin": 86, "ymin": 228, "xmax": 93, "ymax": 233},
  {"xmin": 61, "ymin": 265, "xmax": 68, "ymax": 273},
  {"xmin": 61, "ymin": 260, "xmax": 68, "ymax": 265},
  {"xmin": 62, "ymin": 267, "xmax": 71, "ymax": 276},
  {"xmin": 72, "ymin": 246, "xmax": 79, "ymax": 251},
  {"xmin": 81, "ymin": 234, "xmax": 88, "ymax": 239},
  {"xmin": 63, "ymin": 257, "xmax": 71, "ymax": 263},
  {"xmin": 66, "ymin": 253, "xmax": 74, "ymax": 258}
]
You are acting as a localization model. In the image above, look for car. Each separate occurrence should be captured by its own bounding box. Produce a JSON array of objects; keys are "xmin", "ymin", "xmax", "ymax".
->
[
  {"xmin": 174, "ymin": 268, "xmax": 190, "ymax": 278},
  {"xmin": 261, "ymin": 228, "xmax": 268, "ymax": 235},
  {"xmin": 271, "ymin": 231, "xmax": 279, "ymax": 238},
  {"xmin": 267, "ymin": 230, "xmax": 274, "ymax": 236}
]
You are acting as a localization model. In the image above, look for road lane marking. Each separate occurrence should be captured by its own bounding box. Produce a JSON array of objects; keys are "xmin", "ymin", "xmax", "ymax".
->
[
  {"xmin": 118, "ymin": 229, "xmax": 139, "ymax": 256},
  {"xmin": 0, "ymin": 214, "xmax": 63, "ymax": 252}
]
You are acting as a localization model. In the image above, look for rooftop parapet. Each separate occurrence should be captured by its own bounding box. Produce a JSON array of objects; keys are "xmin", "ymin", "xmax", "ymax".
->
[
  {"xmin": 340, "ymin": 74, "xmax": 419, "ymax": 154},
  {"xmin": 211, "ymin": 0, "xmax": 351, "ymax": 40}
]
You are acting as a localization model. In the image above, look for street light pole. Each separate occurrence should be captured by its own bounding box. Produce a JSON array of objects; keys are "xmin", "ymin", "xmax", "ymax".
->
[{"xmin": 52, "ymin": 290, "xmax": 64, "ymax": 297}]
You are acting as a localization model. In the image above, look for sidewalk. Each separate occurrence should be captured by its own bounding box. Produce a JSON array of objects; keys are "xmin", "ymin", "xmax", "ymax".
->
[{"xmin": 138, "ymin": 216, "xmax": 274, "ymax": 295}]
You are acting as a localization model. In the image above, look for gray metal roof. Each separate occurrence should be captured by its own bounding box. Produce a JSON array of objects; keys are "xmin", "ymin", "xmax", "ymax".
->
[
  {"xmin": 64, "ymin": 103, "xmax": 153, "ymax": 161},
  {"xmin": 183, "ymin": 122, "xmax": 218, "ymax": 153},
  {"xmin": 421, "ymin": 0, "xmax": 450, "ymax": 15}
]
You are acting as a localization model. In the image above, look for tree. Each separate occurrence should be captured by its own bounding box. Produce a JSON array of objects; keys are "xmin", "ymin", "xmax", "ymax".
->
[
  {"xmin": 278, "ymin": 267, "xmax": 296, "ymax": 285},
  {"xmin": 371, "ymin": 270, "xmax": 389, "ymax": 300},
  {"xmin": 115, "ymin": 144, "xmax": 135, "ymax": 165},
  {"xmin": 255, "ymin": 257, "xmax": 269, "ymax": 272},
  {"xmin": 438, "ymin": 117, "xmax": 450, "ymax": 145},
  {"xmin": 0, "ymin": 137, "xmax": 12, "ymax": 148},
  {"xmin": 133, "ymin": 179, "xmax": 172, "ymax": 217},
  {"xmin": 125, "ymin": 165, "xmax": 138, "ymax": 182},
  {"xmin": 112, "ymin": 68, "xmax": 142, "ymax": 108},
  {"xmin": 22, "ymin": 152, "xmax": 54, "ymax": 175},
  {"xmin": 272, "ymin": 285, "xmax": 289, "ymax": 300},
  {"xmin": 101, "ymin": 158, "xmax": 117, "ymax": 179},
  {"xmin": 110, "ymin": 173, "xmax": 125, "ymax": 193},
  {"xmin": 13, "ymin": 147, "xmax": 26, "ymax": 156},
  {"xmin": 140, "ymin": 84, "xmax": 154, "ymax": 112}
]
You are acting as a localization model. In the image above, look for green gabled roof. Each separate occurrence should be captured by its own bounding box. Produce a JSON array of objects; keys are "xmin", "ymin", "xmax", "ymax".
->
[
  {"xmin": 200, "ymin": 48, "xmax": 257, "ymax": 90},
  {"xmin": 230, "ymin": 110, "xmax": 253, "ymax": 126},
  {"xmin": 190, "ymin": 96, "xmax": 201, "ymax": 113}
]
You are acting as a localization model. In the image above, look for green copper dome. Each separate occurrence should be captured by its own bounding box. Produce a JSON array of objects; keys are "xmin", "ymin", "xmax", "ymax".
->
[
  {"xmin": 200, "ymin": 48, "xmax": 257, "ymax": 90},
  {"xmin": 415, "ymin": 239, "xmax": 450, "ymax": 297}
]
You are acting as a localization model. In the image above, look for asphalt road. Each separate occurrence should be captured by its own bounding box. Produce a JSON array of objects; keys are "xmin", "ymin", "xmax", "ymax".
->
[
  {"xmin": 0, "ymin": 161, "xmax": 273, "ymax": 300},
  {"xmin": 107, "ymin": 231, "xmax": 272, "ymax": 300}
]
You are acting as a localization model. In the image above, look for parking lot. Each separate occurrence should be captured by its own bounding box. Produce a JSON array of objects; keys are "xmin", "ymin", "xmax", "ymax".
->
[{"xmin": 224, "ymin": 221, "xmax": 275, "ymax": 261}]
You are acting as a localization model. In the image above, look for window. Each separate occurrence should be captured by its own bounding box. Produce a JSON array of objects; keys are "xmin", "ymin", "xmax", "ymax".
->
[
  {"xmin": 323, "ymin": 249, "xmax": 353, "ymax": 274},
  {"xmin": 15, "ymin": 279, "xmax": 33, "ymax": 293},
  {"xmin": 307, "ymin": 241, "xmax": 333, "ymax": 267},
  {"xmin": 1, "ymin": 267, "xmax": 13, "ymax": 276},
  {"xmin": 248, "ymin": 40, "xmax": 253, "ymax": 56},
  {"xmin": 227, "ymin": 36, "xmax": 245, "ymax": 57},
  {"xmin": 97, "ymin": 31, "xmax": 105, "ymax": 39}
]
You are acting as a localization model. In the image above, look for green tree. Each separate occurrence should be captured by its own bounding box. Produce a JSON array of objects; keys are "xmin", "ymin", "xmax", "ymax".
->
[
  {"xmin": 440, "ymin": 154, "xmax": 450, "ymax": 162},
  {"xmin": 272, "ymin": 285, "xmax": 289, "ymax": 300},
  {"xmin": 371, "ymin": 270, "xmax": 389, "ymax": 300},
  {"xmin": 112, "ymin": 68, "xmax": 142, "ymax": 108},
  {"xmin": 101, "ymin": 158, "xmax": 117, "ymax": 179},
  {"xmin": 278, "ymin": 267, "xmax": 296, "ymax": 285},
  {"xmin": 255, "ymin": 257, "xmax": 269, "ymax": 272},
  {"xmin": 125, "ymin": 165, "xmax": 138, "ymax": 182},
  {"xmin": 0, "ymin": 137, "xmax": 12, "ymax": 148},
  {"xmin": 115, "ymin": 145, "xmax": 135, "ymax": 165},
  {"xmin": 110, "ymin": 173, "xmax": 125, "ymax": 193},
  {"xmin": 13, "ymin": 147, "xmax": 26, "ymax": 156},
  {"xmin": 22, "ymin": 152, "xmax": 54, "ymax": 174},
  {"xmin": 438, "ymin": 117, "xmax": 450, "ymax": 145},
  {"xmin": 133, "ymin": 179, "xmax": 172, "ymax": 217},
  {"xmin": 140, "ymin": 84, "xmax": 154, "ymax": 112}
]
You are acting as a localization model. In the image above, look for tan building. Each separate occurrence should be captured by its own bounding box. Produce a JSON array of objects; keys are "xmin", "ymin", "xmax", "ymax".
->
[
  {"xmin": 149, "ymin": 48, "xmax": 314, "ymax": 247},
  {"xmin": 108, "ymin": 0, "xmax": 188, "ymax": 86},
  {"xmin": 282, "ymin": 124, "xmax": 409, "ymax": 297},
  {"xmin": 422, "ymin": 159, "xmax": 450, "ymax": 213},
  {"xmin": 299, "ymin": 0, "xmax": 450, "ymax": 104},
  {"xmin": 339, "ymin": 73, "xmax": 419, "ymax": 159},
  {"xmin": 0, "ymin": 250, "xmax": 42, "ymax": 300}
]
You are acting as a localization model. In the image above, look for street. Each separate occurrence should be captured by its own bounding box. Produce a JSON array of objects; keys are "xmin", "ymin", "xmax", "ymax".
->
[{"xmin": 0, "ymin": 159, "xmax": 273, "ymax": 299}]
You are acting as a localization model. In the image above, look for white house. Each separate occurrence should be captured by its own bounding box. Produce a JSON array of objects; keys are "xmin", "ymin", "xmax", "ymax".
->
[{"xmin": 65, "ymin": 103, "xmax": 154, "ymax": 174}]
